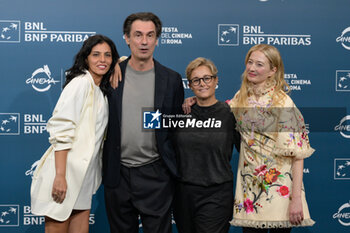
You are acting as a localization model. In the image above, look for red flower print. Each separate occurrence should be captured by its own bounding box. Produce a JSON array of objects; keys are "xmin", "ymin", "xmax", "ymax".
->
[
  {"xmin": 264, "ymin": 168, "xmax": 281, "ymax": 184},
  {"xmin": 301, "ymin": 132, "xmax": 307, "ymax": 140},
  {"xmin": 277, "ymin": 185, "xmax": 289, "ymax": 197},
  {"xmin": 244, "ymin": 198, "xmax": 254, "ymax": 213},
  {"xmin": 297, "ymin": 140, "xmax": 303, "ymax": 147},
  {"xmin": 253, "ymin": 165, "xmax": 267, "ymax": 176}
]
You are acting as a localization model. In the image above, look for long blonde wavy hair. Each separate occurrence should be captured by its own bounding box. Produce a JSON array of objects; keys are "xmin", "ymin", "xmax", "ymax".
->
[{"xmin": 234, "ymin": 44, "xmax": 290, "ymax": 108}]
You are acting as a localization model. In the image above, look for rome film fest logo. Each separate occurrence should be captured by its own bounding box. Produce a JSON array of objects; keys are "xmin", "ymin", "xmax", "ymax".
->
[
  {"xmin": 333, "ymin": 202, "xmax": 350, "ymax": 226},
  {"xmin": 334, "ymin": 115, "xmax": 350, "ymax": 139},
  {"xmin": 160, "ymin": 27, "xmax": 193, "ymax": 45},
  {"xmin": 336, "ymin": 27, "xmax": 350, "ymax": 50},
  {"xmin": 0, "ymin": 20, "xmax": 20, "ymax": 43},
  {"xmin": 284, "ymin": 73, "xmax": 312, "ymax": 91},
  {"xmin": 26, "ymin": 65, "xmax": 60, "ymax": 92}
]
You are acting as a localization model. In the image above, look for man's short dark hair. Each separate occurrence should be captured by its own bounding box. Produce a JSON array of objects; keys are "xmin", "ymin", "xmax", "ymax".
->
[{"xmin": 123, "ymin": 12, "xmax": 162, "ymax": 38}]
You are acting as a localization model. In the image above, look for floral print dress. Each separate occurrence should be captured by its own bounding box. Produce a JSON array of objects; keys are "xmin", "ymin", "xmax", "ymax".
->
[{"xmin": 229, "ymin": 90, "xmax": 315, "ymax": 228}]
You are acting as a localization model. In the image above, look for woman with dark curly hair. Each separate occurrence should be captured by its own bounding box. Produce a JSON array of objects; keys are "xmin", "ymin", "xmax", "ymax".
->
[{"xmin": 31, "ymin": 34, "xmax": 119, "ymax": 233}]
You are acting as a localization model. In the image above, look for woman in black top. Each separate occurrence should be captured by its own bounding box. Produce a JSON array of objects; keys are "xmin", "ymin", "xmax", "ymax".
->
[{"xmin": 173, "ymin": 57, "xmax": 240, "ymax": 233}]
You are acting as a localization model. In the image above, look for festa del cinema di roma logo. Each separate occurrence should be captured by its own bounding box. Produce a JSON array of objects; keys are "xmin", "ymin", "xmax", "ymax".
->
[{"xmin": 26, "ymin": 65, "xmax": 60, "ymax": 92}]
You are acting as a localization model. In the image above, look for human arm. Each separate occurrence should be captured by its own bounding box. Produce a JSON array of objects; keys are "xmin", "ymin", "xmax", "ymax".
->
[
  {"xmin": 182, "ymin": 96, "xmax": 196, "ymax": 114},
  {"xmin": 110, "ymin": 56, "xmax": 128, "ymax": 89},
  {"xmin": 52, "ymin": 149, "xmax": 69, "ymax": 204},
  {"xmin": 47, "ymin": 76, "xmax": 90, "ymax": 202},
  {"xmin": 289, "ymin": 157, "xmax": 304, "ymax": 225},
  {"xmin": 233, "ymin": 126, "xmax": 241, "ymax": 152}
]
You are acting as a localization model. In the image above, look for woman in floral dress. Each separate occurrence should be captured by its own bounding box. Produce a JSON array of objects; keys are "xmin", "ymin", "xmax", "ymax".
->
[{"xmin": 228, "ymin": 44, "xmax": 315, "ymax": 233}]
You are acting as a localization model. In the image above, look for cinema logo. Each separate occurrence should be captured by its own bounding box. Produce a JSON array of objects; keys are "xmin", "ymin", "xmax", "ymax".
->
[
  {"xmin": 336, "ymin": 27, "xmax": 350, "ymax": 50},
  {"xmin": 333, "ymin": 201, "xmax": 350, "ymax": 226},
  {"xmin": 26, "ymin": 65, "xmax": 61, "ymax": 92},
  {"xmin": 218, "ymin": 24, "xmax": 311, "ymax": 46},
  {"xmin": 334, "ymin": 115, "xmax": 350, "ymax": 139},
  {"xmin": 160, "ymin": 26, "xmax": 193, "ymax": 45},
  {"xmin": 23, "ymin": 114, "xmax": 47, "ymax": 134},
  {"xmin": 24, "ymin": 22, "xmax": 95, "ymax": 43}
]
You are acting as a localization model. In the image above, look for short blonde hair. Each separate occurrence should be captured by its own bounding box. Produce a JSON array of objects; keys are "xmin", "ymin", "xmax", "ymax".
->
[{"xmin": 186, "ymin": 57, "xmax": 218, "ymax": 81}]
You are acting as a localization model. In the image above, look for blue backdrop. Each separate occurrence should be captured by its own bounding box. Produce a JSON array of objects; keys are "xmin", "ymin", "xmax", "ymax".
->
[{"xmin": 1, "ymin": 0, "xmax": 350, "ymax": 232}]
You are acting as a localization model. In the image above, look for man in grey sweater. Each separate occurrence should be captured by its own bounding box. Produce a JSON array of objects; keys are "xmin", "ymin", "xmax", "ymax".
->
[{"xmin": 103, "ymin": 12, "xmax": 184, "ymax": 233}]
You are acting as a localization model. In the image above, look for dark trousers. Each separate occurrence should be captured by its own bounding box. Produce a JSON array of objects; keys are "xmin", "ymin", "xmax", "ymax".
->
[
  {"xmin": 242, "ymin": 227, "xmax": 292, "ymax": 233},
  {"xmin": 104, "ymin": 159, "xmax": 174, "ymax": 233},
  {"xmin": 173, "ymin": 181, "xmax": 233, "ymax": 233}
]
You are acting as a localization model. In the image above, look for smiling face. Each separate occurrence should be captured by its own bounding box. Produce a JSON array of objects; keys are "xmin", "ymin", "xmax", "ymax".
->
[
  {"xmin": 245, "ymin": 50, "xmax": 276, "ymax": 88},
  {"xmin": 125, "ymin": 20, "xmax": 158, "ymax": 63},
  {"xmin": 189, "ymin": 65, "xmax": 218, "ymax": 105},
  {"xmin": 86, "ymin": 42, "xmax": 112, "ymax": 83}
]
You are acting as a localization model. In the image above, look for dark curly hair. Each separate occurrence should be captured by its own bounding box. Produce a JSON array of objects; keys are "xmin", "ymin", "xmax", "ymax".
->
[{"xmin": 64, "ymin": 34, "xmax": 119, "ymax": 95}]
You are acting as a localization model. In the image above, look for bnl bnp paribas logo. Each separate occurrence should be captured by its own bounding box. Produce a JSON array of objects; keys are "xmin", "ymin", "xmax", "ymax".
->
[
  {"xmin": 334, "ymin": 159, "xmax": 350, "ymax": 180},
  {"xmin": 0, "ymin": 113, "xmax": 48, "ymax": 135},
  {"xmin": 0, "ymin": 20, "xmax": 95, "ymax": 43},
  {"xmin": 336, "ymin": 27, "xmax": 350, "ymax": 50},
  {"xmin": 218, "ymin": 24, "xmax": 239, "ymax": 46},
  {"xmin": 336, "ymin": 70, "xmax": 350, "ymax": 91},
  {"xmin": 0, "ymin": 205, "xmax": 19, "ymax": 227},
  {"xmin": 0, "ymin": 113, "xmax": 20, "ymax": 135},
  {"xmin": 26, "ymin": 65, "xmax": 60, "ymax": 92},
  {"xmin": 0, "ymin": 20, "xmax": 20, "ymax": 43},
  {"xmin": 143, "ymin": 110, "xmax": 162, "ymax": 129},
  {"xmin": 218, "ymin": 24, "xmax": 311, "ymax": 46}
]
